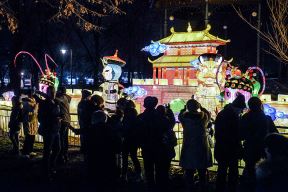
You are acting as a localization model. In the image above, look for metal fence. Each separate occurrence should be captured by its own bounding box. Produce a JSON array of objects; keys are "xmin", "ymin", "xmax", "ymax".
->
[{"xmin": 1, "ymin": 107, "xmax": 288, "ymax": 166}]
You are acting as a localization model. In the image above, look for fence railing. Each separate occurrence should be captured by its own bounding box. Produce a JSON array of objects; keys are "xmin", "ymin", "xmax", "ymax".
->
[{"xmin": 1, "ymin": 107, "xmax": 288, "ymax": 166}]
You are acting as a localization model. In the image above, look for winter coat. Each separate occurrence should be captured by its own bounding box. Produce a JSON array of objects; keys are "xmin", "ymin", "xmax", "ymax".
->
[
  {"xmin": 179, "ymin": 110, "xmax": 212, "ymax": 169},
  {"xmin": 36, "ymin": 97, "xmax": 62, "ymax": 135},
  {"xmin": 122, "ymin": 107, "xmax": 139, "ymax": 145},
  {"xmin": 22, "ymin": 98, "xmax": 38, "ymax": 135},
  {"xmin": 138, "ymin": 109, "xmax": 167, "ymax": 157},
  {"xmin": 56, "ymin": 94, "xmax": 71, "ymax": 127},
  {"xmin": 8, "ymin": 104, "xmax": 23, "ymax": 133},
  {"xmin": 214, "ymin": 104, "xmax": 242, "ymax": 162},
  {"xmin": 240, "ymin": 110, "xmax": 278, "ymax": 162}
]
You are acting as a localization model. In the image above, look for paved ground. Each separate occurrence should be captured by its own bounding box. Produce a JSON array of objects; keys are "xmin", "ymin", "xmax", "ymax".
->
[{"xmin": 0, "ymin": 136, "xmax": 251, "ymax": 192}]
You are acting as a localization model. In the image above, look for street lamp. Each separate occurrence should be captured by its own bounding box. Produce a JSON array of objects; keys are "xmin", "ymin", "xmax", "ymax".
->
[
  {"xmin": 223, "ymin": 25, "xmax": 228, "ymax": 58},
  {"xmin": 20, "ymin": 72, "xmax": 24, "ymax": 88},
  {"xmin": 60, "ymin": 48, "xmax": 73, "ymax": 91},
  {"xmin": 61, "ymin": 49, "xmax": 67, "ymax": 55},
  {"xmin": 60, "ymin": 49, "xmax": 67, "ymax": 86}
]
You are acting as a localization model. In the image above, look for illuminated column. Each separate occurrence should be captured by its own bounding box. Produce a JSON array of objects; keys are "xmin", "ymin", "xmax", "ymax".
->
[
  {"xmin": 175, "ymin": 67, "xmax": 179, "ymax": 78},
  {"xmin": 187, "ymin": 68, "xmax": 190, "ymax": 82},
  {"xmin": 157, "ymin": 67, "xmax": 161, "ymax": 80},
  {"xmin": 192, "ymin": 47, "xmax": 196, "ymax": 55},
  {"xmin": 153, "ymin": 67, "xmax": 157, "ymax": 84},
  {"xmin": 183, "ymin": 68, "xmax": 186, "ymax": 85},
  {"xmin": 163, "ymin": 67, "xmax": 167, "ymax": 79}
]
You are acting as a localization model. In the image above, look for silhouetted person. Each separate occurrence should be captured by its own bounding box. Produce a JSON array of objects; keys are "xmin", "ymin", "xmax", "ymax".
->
[
  {"xmin": 87, "ymin": 110, "xmax": 117, "ymax": 187},
  {"xmin": 179, "ymin": 99, "xmax": 212, "ymax": 192},
  {"xmin": 35, "ymin": 86, "xmax": 62, "ymax": 177},
  {"xmin": 8, "ymin": 96, "xmax": 23, "ymax": 155},
  {"xmin": 22, "ymin": 91, "xmax": 38, "ymax": 157},
  {"xmin": 215, "ymin": 94, "xmax": 246, "ymax": 192},
  {"xmin": 156, "ymin": 105, "xmax": 177, "ymax": 189},
  {"xmin": 240, "ymin": 97, "xmax": 278, "ymax": 184},
  {"xmin": 256, "ymin": 133, "xmax": 288, "ymax": 192},
  {"xmin": 108, "ymin": 98, "xmax": 126, "ymax": 181},
  {"xmin": 122, "ymin": 100, "xmax": 142, "ymax": 182},
  {"xmin": 72, "ymin": 94, "xmax": 105, "ymax": 161},
  {"xmin": 138, "ymin": 96, "xmax": 167, "ymax": 190},
  {"xmin": 77, "ymin": 89, "xmax": 92, "ymax": 153},
  {"xmin": 56, "ymin": 86, "xmax": 71, "ymax": 163}
]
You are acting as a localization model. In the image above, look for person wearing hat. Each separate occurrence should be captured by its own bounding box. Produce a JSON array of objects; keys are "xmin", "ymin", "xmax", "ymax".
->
[
  {"xmin": 240, "ymin": 97, "xmax": 278, "ymax": 184},
  {"xmin": 256, "ymin": 134, "xmax": 288, "ymax": 192},
  {"xmin": 76, "ymin": 89, "xmax": 92, "ymax": 153},
  {"xmin": 179, "ymin": 99, "xmax": 212, "ymax": 191},
  {"xmin": 214, "ymin": 94, "xmax": 246, "ymax": 192}
]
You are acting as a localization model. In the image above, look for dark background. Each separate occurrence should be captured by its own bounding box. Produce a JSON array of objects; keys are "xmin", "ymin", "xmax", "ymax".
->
[{"xmin": 0, "ymin": 0, "xmax": 286, "ymax": 92}]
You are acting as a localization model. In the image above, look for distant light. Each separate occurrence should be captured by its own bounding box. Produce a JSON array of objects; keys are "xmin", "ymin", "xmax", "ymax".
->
[
  {"xmin": 252, "ymin": 11, "xmax": 257, "ymax": 17},
  {"xmin": 60, "ymin": 49, "xmax": 67, "ymax": 55},
  {"xmin": 21, "ymin": 72, "xmax": 24, "ymax": 76},
  {"xmin": 169, "ymin": 15, "xmax": 174, "ymax": 21},
  {"xmin": 223, "ymin": 25, "xmax": 228, "ymax": 30}
]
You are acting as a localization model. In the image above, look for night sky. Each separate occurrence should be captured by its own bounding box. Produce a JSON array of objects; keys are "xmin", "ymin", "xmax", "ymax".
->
[{"xmin": 0, "ymin": 0, "xmax": 283, "ymax": 87}]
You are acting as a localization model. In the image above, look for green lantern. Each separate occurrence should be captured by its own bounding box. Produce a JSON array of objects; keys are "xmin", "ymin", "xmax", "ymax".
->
[{"xmin": 169, "ymin": 98, "xmax": 186, "ymax": 113}]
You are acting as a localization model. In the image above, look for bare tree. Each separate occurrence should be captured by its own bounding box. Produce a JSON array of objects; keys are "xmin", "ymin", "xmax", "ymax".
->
[
  {"xmin": 0, "ymin": 0, "xmax": 132, "ymax": 33},
  {"xmin": 233, "ymin": 0, "xmax": 288, "ymax": 64}
]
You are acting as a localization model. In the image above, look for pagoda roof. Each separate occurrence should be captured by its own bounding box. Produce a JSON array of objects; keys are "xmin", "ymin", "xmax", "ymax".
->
[
  {"xmin": 149, "ymin": 55, "xmax": 199, "ymax": 67},
  {"xmin": 159, "ymin": 24, "xmax": 230, "ymax": 45}
]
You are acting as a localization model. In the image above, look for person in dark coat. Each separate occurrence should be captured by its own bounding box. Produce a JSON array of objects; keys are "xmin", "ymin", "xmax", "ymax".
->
[
  {"xmin": 77, "ymin": 89, "xmax": 92, "ymax": 153},
  {"xmin": 56, "ymin": 86, "xmax": 71, "ymax": 163},
  {"xmin": 8, "ymin": 96, "xmax": 23, "ymax": 155},
  {"xmin": 138, "ymin": 96, "xmax": 167, "ymax": 190},
  {"xmin": 122, "ymin": 99, "xmax": 142, "ymax": 182},
  {"xmin": 214, "ymin": 94, "xmax": 246, "ymax": 192},
  {"xmin": 256, "ymin": 133, "xmax": 288, "ymax": 192},
  {"xmin": 240, "ymin": 97, "xmax": 278, "ymax": 184},
  {"xmin": 179, "ymin": 99, "xmax": 212, "ymax": 191},
  {"xmin": 72, "ymin": 94, "xmax": 104, "ymax": 159},
  {"xmin": 35, "ymin": 86, "xmax": 62, "ymax": 177},
  {"xmin": 156, "ymin": 105, "xmax": 176, "ymax": 188},
  {"xmin": 87, "ymin": 110, "xmax": 117, "ymax": 187}
]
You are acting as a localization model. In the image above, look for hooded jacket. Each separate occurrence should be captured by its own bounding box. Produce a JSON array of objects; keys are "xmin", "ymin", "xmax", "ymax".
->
[{"xmin": 179, "ymin": 110, "xmax": 212, "ymax": 169}]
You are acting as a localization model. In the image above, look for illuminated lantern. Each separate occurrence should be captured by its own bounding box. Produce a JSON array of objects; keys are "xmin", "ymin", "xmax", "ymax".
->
[
  {"xmin": 14, "ymin": 51, "xmax": 58, "ymax": 93},
  {"xmin": 123, "ymin": 86, "xmax": 147, "ymax": 100},
  {"xmin": 101, "ymin": 50, "xmax": 126, "ymax": 110},
  {"xmin": 224, "ymin": 77, "xmax": 253, "ymax": 103},
  {"xmin": 169, "ymin": 98, "xmax": 186, "ymax": 113},
  {"xmin": 142, "ymin": 41, "xmax": 168, "ymax": 56}
]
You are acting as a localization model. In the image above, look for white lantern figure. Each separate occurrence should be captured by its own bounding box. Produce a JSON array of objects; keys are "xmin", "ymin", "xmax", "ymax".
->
[{"xmin": 101, "ymin": 50, "xmax": 126, "ymax": 111}]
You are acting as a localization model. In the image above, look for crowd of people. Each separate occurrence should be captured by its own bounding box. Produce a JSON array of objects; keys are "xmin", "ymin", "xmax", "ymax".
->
[{"xmin": 7, "ymin": 86, "xmax": 288, "ymax": 192}]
